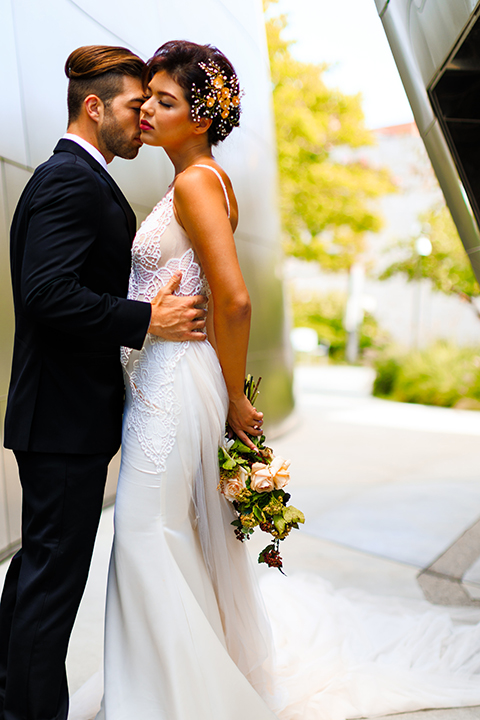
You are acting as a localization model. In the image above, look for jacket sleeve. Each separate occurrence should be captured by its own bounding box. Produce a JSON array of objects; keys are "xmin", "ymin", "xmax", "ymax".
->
[{"xmin": 20, "ymin": 162, "xmax": 151, "ymax": 349}]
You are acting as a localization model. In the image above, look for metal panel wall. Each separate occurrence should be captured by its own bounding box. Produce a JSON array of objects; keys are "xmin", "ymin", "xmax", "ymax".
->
[
  {"xmin": 375, "ymin": 0, "xmax": 480, "ymax": 280},
  {"xmin": 0, "ymin": 0, "xmax": 293, "ymax": 559}
]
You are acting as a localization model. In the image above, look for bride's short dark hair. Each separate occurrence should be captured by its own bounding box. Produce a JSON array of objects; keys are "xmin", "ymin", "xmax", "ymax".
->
[{"xmin": 144, "ymin": 41, "xmax": 242, "ymax": 146}]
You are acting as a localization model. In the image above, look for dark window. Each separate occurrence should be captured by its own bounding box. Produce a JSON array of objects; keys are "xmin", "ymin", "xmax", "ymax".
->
[{"xmin": 430, "ymin": 13, "xmax": 480, "ymax": 224}]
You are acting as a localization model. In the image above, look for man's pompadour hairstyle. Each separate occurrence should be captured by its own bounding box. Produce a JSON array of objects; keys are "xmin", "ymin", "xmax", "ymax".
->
[{"xmin": 65, "ymin": 45, "xmax": 145, "ymax": 122}]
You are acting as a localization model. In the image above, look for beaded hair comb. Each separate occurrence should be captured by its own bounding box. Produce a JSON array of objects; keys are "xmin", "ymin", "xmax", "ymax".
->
[{"xmin": 190, "ymin": 60, "xmax": 243, "ymax": 138}]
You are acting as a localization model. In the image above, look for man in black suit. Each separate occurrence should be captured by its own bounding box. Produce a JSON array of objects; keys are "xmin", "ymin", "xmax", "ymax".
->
[{"xmin": 0, "ymin": 45, "xmax": 206, "ymax": 720}]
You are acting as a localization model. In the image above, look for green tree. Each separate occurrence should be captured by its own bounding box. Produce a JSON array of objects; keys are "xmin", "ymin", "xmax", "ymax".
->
[
  {"xmin": 265, "ymin": 0, "xmax": 395, "ymax": 271},
  {"xmin": 380, "ymin": 204, "xmax": 480, "ymax": 318}
]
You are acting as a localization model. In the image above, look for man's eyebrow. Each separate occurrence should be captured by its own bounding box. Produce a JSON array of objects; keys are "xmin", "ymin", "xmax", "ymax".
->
[{"xmin": 129, "ymin": 96, "xmax": 145, "ymax": 104}]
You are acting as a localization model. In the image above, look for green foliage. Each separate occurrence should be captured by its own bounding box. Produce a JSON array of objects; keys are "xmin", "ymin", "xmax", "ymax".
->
[
  {"xmin": 372, "ymin": 354, "xmax": 402, "ymax": 397},
  {"xmin": 380, "ymin": 205, "xmax": 480, "ymax": 302},
  {"xmin": 373, "ymin": 341, "xmax": 480, "ymax": 408},
  {"xmin": 264, "ymin": 0, "xmax": 395, "ymax": 270},
  {"xmin": 292, "ymin": 291, "xmax": 389, "ymax": 361}
]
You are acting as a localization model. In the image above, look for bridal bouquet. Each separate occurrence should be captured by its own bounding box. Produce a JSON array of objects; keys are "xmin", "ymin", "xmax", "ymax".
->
[{"xmin": 218, "ymin": 376, "xmax": 304, "ymax": 573}]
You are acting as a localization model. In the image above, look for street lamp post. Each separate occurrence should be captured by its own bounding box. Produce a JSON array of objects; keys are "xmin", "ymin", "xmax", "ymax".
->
[
  {"xmin": 412, "ymin": 235, "xmax": 432, "ymax": 349},
  {"xmin": 345, "ymin": 263, "xmax": 365, "ymax": 364}
]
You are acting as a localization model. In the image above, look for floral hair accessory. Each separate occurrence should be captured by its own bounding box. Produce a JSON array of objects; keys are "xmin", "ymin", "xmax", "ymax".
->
[{"xmin": 190, "ymin": 60, "xmax": 243, "ymax": 139}]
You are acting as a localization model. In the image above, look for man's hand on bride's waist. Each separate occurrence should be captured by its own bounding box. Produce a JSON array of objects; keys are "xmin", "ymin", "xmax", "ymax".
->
[{"xmin": 148, "ymin": 272, "xmax": 207, "ymax": 342}]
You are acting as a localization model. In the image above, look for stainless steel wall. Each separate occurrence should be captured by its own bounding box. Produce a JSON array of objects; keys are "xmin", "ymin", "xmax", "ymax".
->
[
  {"xmin": 0, "ymin": 0, "xmax": 293, "ymax": 559},
  {"xmin": 375, "ymin": 0, "xmax": 480, "ymax": 280}
]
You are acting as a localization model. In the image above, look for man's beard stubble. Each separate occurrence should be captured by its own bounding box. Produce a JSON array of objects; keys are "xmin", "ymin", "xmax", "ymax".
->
[{"xmin": 99, "ymin": 110, "xmax": 140, "ymax": 160}]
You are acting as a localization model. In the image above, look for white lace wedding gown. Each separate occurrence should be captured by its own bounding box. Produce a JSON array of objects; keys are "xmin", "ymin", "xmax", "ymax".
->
[
  {"xmin": 99, "ymin": 166, "xmax": 278, "ymax": 720},
  {"xmin": 70, "ymin": 168, "xmax": 480, "ymax": 720}
]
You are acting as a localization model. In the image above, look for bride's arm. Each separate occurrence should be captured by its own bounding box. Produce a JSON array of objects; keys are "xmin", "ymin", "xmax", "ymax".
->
[
  {"xmin": 174, "ymin": 167, "xmax": 263, "ymax": 448},
  {"xmin": 205, "ymin": 301, "xmax": 217, "ymax": 352}
]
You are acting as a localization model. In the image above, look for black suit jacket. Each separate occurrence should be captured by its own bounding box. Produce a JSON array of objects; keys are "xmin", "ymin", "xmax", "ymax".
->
[{"xmin": 4, "ymin": 139, "xmax": 151, "ymax": 454}]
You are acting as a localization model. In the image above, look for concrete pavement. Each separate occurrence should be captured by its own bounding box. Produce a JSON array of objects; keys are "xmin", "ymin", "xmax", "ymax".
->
[{"xmin": 1, "ymin": 363, "xmax": 480, "ymax": 719}]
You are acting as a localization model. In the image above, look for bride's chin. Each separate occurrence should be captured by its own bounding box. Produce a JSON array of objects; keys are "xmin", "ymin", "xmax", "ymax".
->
[{"xmin": 139, "ymin": 132, "xmax": 161, "ymax": 147}]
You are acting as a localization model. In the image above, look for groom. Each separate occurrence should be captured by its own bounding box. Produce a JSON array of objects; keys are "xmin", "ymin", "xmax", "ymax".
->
[{"xmin": 0, "ymin": 45, "xmax": 206, "ymax": 720}]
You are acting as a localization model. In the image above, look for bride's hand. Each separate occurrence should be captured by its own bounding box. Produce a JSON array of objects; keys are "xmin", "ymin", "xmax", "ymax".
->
[
  {"xmin": 227, "ymin": 395, "xmax": 263, "ymax": 451},
  {"xmin": 148, "ymin": 272, "xmax": 207, "ymax": 341}
]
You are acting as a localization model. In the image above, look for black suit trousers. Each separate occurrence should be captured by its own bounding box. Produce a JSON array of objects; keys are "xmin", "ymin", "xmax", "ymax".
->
[{"xmin": 0, "ymin": 451, "xmax": 112, "ymax": 720}]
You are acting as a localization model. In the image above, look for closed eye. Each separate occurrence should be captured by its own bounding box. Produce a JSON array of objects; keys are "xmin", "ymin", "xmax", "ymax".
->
[{"xmin": 159, "ymin": 100, "xmax": 172, "ymax": 108}]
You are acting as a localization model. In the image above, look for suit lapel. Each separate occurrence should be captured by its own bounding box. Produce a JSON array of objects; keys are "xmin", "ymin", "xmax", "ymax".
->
[
  {"xmin": 99, "ymin": 170, "xmax": 137, "ymax": 238},
  {"xmin": 53, "ymin": 139, "xmax": 137, "ymax": 238}
]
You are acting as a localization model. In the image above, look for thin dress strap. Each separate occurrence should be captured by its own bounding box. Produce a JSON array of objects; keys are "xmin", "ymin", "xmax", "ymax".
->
[{"xmin": 192, "ymin": 164, "xmax": 231, "ymax": 218}]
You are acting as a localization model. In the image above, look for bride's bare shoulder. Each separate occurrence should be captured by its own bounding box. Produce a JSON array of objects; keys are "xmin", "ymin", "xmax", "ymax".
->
[
  {"xmin": 175, "ymin": 162, "xmax": 231, "ymax": 192},
  {"xmin": 174, "ymin": 162, "xmax": 238, "ymax": 227}
]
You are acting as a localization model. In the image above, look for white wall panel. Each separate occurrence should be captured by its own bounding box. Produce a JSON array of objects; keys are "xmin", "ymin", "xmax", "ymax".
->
[
  {"xmin": 12, "ymin": 0, "xmax": 128, "ymax": 167},
  {"xmin": 0, "ymin": 406, "xmax": 10, "ymax": 555},
  {"xmin": 0, "ymin": 162, "xmax": 14, "ymax": 394},
  {"xmin": 2, "ymin": 444, "xmax": 21, "ymax": 548},
  {"xmin": 409, "ymin": 0, "xmax": 474, "ymax": 84},
  {"xmin": 3, "ymin": 163, "xmax": 31, "ymax": 224},
  {"xmin": 0, "ymin": 0, "xmax": 29, "ymax": 165},
  {"xmin": 385, "ymin": 0, "xmax": 478, "ymax": 89}
]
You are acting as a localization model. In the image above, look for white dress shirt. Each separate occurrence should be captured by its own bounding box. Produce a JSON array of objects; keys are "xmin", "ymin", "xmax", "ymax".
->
[{"xmin": 62, "ymin": 133, "xmax": 108, "ymax": 172}]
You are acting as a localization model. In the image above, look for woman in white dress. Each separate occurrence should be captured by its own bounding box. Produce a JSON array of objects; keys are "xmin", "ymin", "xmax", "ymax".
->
[
  {"xmin": 97, "ymin": 41, "xmax": 279, "ymax": 720},
  {"xmin": 82, "ymin": 40, "xmax": 480, "ymax": 720}
]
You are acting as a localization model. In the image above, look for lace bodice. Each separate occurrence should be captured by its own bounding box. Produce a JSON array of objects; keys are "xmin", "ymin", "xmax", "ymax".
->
[
  {"xmin": 121, "ymin": 179, "xmax": 214, "ymax": 472},
  {"xmin": 125, "ymin": 186, "xmax": 210, "ymax": 307},
  {"xmin": 124, "ymin": 164, "xmax": 229, "ymax": 313}
]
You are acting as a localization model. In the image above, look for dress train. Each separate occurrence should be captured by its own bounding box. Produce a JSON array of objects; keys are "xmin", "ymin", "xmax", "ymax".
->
[
  {"xmin": 266, "ymin": 574, "xmax": 480, "ymax": 719},
  {"xmin": 69, "ymin": 570, "xmax": 480, "ymax": 720}
]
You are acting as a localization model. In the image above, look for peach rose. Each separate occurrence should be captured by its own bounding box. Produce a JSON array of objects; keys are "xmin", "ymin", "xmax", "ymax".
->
[
  {"xmin": 269, "ymin": 456, "xmax": 291, "ymax": 490},
  {"xmin": 250, "ymin": 457, "xmax": 291, "ymax": 493},
  {"xmin": 222, "ymin": 467, "xmax": 248, "ymax": 502},
  {"xmin": 250, "ymin": 463, "xmax": 275, "ymax": 493}
]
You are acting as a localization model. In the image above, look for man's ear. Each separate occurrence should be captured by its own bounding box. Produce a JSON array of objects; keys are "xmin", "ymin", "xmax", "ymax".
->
[
  {"xmin": 194, "ymin": 117, "xmax": 212, "ymax": 135},
  {"xmin": 84, "ymin": 94, "xmax": 104, "ymax": 124}
]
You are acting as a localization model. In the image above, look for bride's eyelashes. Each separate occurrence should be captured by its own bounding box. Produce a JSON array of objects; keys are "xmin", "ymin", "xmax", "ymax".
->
[{"xmin": 159, "ymin": 100, "xmax": 172, "ymax": 108}]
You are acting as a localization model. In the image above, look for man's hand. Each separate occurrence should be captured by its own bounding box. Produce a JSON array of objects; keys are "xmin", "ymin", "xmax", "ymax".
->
[{"xmin": 148, "ymin": 272, "xmax": 207, "ymax": 341}]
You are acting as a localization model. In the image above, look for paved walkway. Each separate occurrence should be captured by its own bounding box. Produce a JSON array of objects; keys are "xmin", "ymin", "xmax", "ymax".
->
[{"xmin": 2, "ymin": 364, "xmax": 480, "ymax": 719}]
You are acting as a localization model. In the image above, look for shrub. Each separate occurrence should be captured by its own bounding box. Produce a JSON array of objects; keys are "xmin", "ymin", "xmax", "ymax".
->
[
  {"xmin": 373, "ymin": 341, "xmax": 480, "ymax": 408},
  {"xmin": 372, "ymin": 354, "xmax": 402, "ymax": 397}
]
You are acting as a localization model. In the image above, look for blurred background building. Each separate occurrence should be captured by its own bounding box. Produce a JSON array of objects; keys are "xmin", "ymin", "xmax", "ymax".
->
[{"xmin": 0, "ymin": 0, "xmax": 293, "ymax": 560}]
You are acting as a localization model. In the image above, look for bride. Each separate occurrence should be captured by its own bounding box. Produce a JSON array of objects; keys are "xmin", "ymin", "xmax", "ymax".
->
[
  {"xmin": 97, "ymin": 40, "xmax": 278, "ymax": 720},
  {"xmin": 74, "ymin": 40, "xmax": 480, "ymax": 720}
]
